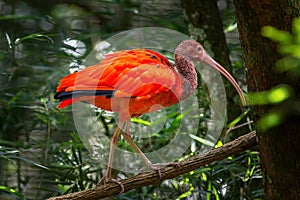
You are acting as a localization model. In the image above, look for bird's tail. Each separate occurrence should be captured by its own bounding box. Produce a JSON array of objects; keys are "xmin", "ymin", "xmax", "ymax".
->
[
  {"xmin": 55, "ymin": 73, "xmax": 114, "ymax": 108},
  {"xmin": 56, "ymin": 72, "xmax": 77, "ymax": 93}
]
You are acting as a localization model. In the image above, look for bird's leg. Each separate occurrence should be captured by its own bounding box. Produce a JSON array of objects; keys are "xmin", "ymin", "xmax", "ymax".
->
[
  {"xmin": 98, "ymin": 122, "xmax": 124, "ymax": 193},
  {"xmin": 123, "ymin": 121, "xmax": 178, "ymax": 179}
]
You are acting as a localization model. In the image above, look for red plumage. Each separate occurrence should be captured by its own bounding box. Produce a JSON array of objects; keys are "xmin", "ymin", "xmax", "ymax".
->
[{"xmin": 55, "ymin": 49, "xmax": 184, "ymax": 121}]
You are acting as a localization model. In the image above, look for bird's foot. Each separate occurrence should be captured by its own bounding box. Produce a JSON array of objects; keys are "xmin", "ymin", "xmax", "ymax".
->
[
  {"xmin": 140, "ymin": 162, "xmax": 179, "ymax": 179},
  {"xmin": 98, "ymin": 175, "xmax": 124, "ymax": 194}
]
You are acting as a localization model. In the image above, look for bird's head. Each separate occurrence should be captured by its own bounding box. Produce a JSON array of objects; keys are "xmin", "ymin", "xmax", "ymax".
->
[
  {"xmin": 175, "ymin": 39, "xmax": 205, "ymax": 61},
  {"xmin": 175, "ymin": 39, "xmax": 246, "ymax": 106}
]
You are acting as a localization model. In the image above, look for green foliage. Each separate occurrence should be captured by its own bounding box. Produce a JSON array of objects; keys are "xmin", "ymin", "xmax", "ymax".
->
[
  {"xmin": 254, "ymin": 17, "xmax": 300, "ymax": 131},
  {"xmin": 262, "ymin": 17, "xmax": 300, "ymax": 77},
  {"xmin": 247, "ymin": 85, "xmax": 292, "ymax": 105},
  {"xmin": 48, "ymin": 133, "xmax": 99, "ymax": 194},
  {"xmin": 0, "ymin": 185, "xmax": 24, "ymax": 200}
]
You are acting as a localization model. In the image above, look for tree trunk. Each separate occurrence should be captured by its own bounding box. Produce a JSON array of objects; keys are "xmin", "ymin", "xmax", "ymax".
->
[{"xmin": 233, "ymin": 0, "xmax": 300, "ymax": 199}]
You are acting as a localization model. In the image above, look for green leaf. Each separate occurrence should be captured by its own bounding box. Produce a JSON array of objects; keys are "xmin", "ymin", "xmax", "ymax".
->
[
  {"xmin": 267, "ymin": 85, "xmax": 292, "ymax": 103},
  {"xmin": 0, "ymin": 185, "xmax": 24, "ymax": 198},
  {"xmin": 279, "ymin": 44, "xmax": 300, "ymax": 57},
  {"xmin": 247, "ymin": 85, "xmax": 292, "ymax": 105},
  {"xmin": 213, "ymin": 185, "xmax": 220, "ymax": 200},
  {"xmin": 14, "ymin": 33, "xmax": 54, "ymax": 46},
  {"xmin": 227, "ymin": 109, "xmax": 250, "ymax": 128},
  {"xmin": 0, "ymin": 14, "xmax": 39, "ymax": 20},
  {"xmin": 189, "ymin": 134, "xmax": 215, "ymax": 147},
  {"xmin": 131, "ymin": 117, "xmax": 151, "ymax": 126},
  {"xmin": 225, "ymin": 23, "xmax": 237, "ymax": 32},
  {"xmin": 276, "ymin": 57, "xmax": 300, "ymax": 75},
  {"xmin": 258, "ymin": 111, "xmax": 284, "ymax": 132},
  {"xmin": 262, "ymin": 26, "xmax": 292, "ymax": 44}
]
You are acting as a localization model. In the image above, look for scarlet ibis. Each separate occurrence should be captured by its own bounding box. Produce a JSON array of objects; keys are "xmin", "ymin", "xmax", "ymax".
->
[{"xmin": 55, "ymin": 39, "xmax": 246, "ymax": 191}]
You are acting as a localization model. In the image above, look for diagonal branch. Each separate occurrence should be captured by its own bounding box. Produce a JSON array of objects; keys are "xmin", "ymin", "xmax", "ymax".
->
[{"xmin": 48, "ymin": 131, "xmax": 257, "ymax": 200}]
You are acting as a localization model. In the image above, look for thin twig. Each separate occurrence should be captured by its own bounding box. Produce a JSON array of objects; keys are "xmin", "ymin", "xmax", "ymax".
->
[
  {"xmin": 48, "ymin": 131, "xmax": 257, "ymax": 200},
  {"xmin": 226, "ymin": 120, "xmax": 254, "ymax": 136}
]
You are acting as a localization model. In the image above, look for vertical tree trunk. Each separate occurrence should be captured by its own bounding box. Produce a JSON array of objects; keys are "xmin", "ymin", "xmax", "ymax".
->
[{"xmin": 233, "ymin": 0, "xmax": 300, "ymax": 199}]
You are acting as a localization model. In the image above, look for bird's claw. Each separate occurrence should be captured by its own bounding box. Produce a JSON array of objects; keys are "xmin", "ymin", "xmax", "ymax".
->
[
  {"xmin": 98, "ymin": 175, "xmax": 124, "ymax": 194},
  {"xmin": 140, "ymin": 162, "xmax": 179, "ymax": 179}
]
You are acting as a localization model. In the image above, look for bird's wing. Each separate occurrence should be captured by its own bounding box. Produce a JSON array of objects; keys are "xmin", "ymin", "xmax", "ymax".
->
[{"xmin": 55, "ymin": 49, "xmax": 182, "ymax": 104}]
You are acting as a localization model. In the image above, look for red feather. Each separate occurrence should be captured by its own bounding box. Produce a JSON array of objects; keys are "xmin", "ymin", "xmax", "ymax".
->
[{"xmin": 55, "ymin": 49, "xmax": 183, "ymax": 121}]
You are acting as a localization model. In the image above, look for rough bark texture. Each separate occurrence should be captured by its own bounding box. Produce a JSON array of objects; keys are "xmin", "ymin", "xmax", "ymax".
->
[
  {"xmin": 233, "ymin": 0, "xmax": 300, "ymax": 199},
  {"xmin": 48, "ymin": 131, "xmax": 256, "ymax": 200}
]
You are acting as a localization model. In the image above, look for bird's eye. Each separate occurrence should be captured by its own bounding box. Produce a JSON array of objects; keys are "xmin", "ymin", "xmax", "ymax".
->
[{"xmin": 197, "ymin": 46, "xmax": 202, "ymax": 51}]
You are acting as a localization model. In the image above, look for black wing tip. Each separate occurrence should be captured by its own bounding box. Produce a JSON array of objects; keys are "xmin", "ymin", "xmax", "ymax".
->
[
  {"xmin": 54, "ymin": 91, "xmax": 66, "ymax": 100},
  {"xmin": 54, "ymin": 90, "xmax": 115, "ymax": 101}
]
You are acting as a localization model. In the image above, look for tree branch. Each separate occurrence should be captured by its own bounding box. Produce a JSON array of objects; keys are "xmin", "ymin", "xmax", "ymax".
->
[{"xmin": 48, "ymin": 131, "xmax": 257, "ymax": 200}]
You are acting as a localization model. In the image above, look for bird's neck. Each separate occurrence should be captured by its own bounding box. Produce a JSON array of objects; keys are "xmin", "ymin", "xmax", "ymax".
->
[{"xmin": 175, "ymin": 54, "xmax": 198, "ymax": 100}]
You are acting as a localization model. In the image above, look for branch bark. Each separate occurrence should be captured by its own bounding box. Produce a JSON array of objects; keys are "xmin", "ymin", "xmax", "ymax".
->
[{"xmin": 48, "ymin": 131, "xmax": 257, "ymax": 200}]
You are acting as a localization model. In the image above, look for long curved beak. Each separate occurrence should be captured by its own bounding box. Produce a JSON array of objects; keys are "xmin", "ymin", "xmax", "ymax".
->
[{"xmin": 201, "ymin": 53, "xmax": 246, "ymax": 106}]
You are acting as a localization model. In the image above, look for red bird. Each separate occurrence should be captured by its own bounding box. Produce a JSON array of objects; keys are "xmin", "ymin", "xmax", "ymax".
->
[{"xmin": 55, "ymin": 40, "xmax": 246, "ymax": 191}]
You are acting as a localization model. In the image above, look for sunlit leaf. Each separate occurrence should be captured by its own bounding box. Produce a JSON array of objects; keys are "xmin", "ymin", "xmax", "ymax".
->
[
  {"xmin": 246, "ymin": 92, "xmax": 268, "ymax": 105},
  {"xmin": 202, "ymin": 172, "xmax": 207, "ymax": 181},
  {"xmin": 267, "ymin": 85, "xmax": 291, "ymax": 103},
  {"xmin": 189, "ymin": 134, "xmax": 215, "ymax": 147},
  {"xmin": 206, "ymin": 180, "xmax": 212, "ymax": 200},
  {"xmin": 131, "ymin": 117, "xmax": 151, "ymax": 126},
  {"xmin": 262, "ymin": 26, "xmax": 292, "ymax": 44},
  {"xmin": 247, "ymin": 85, "xmax": 292, "ymax": 105},
  {"xmin": 213, "ymin": 185, "xmax": 220, "ymax": 200},
  {"xmin": 258, "ymin": 111, "xmax": 284, "ymax": 132},
  {"xmin": 276, "ymin": 57, "xmax": 300, "ymax": 75},
  {"xmin": 5, "ymin": 33, "xmax": 12, "ymax": 48},
  {"xmin": 0, "ymin": 185, "xmax": 24, "ymax": 198},
  {"xmin": 225, "ymin": 23, "xmax": 237, "ymax": 32},
  {"xmin": 279, "ymin": 44, "xmax": 300, "ymax": 57},
  {"xmin": 215, "ymin": 140, "xmax": 223, "ymax": 147},
  {"xmin": 227, "ymin": 109, "xmax": 250, "ymax": 128},
  {"xmin": 178, "ymin": 190, "xmax": 192, "ymax": 199}
]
